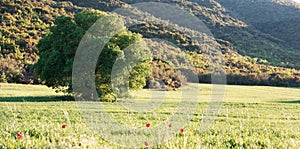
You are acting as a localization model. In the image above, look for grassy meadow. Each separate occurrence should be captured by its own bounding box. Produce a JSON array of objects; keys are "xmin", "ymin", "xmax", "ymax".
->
[{"xmin": 0, "ymin": 83, "xmax": 299, "ymax": 148}]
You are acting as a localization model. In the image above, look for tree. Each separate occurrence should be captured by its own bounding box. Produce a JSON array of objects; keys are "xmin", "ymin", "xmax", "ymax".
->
[{"xmin": 35, "ymin": 10, "xmax": 152, "ymax": 100}]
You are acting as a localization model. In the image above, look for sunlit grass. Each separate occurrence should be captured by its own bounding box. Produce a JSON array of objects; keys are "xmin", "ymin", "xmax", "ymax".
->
[
  {"xmin": 0, "ymin": 83, "xmax": 64, "ymax": 97},
  {"xmin": 0, "ymin": 83, "xmax": 299, "ymax": 148}
]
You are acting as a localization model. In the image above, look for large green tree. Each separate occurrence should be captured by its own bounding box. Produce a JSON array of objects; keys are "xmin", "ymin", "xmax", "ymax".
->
[{"xmin": 35, "ymin": 10, "xmax": 152, "ymax": 100}]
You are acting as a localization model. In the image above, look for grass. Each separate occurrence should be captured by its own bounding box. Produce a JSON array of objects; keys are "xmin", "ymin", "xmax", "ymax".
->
[
  {"xmin": 0, "ymin": 83, "xmax": 64, "ymax": 97},
  {"xmin": 0, "ymin": 83, "xmax": 299, "ymax": 148}
]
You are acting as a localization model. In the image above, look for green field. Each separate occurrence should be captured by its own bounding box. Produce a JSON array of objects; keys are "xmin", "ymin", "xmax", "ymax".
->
[{"xmin": 0, "ymin": 83, "xmax": 299, "ymax": 148}]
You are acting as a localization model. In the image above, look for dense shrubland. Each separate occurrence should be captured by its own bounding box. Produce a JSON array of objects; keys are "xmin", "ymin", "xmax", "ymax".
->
[{"xmin": 0, "ymin": 0, "xmax": 85, "ymax": 83}]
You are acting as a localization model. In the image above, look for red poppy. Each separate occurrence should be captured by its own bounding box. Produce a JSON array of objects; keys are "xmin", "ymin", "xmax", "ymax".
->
[
  {"xmin": 16, "ymin": 133, "xmax": 23, "ymax": 140},
  {"xmin": 146, "ymin": 123, "xmax": 150, "ymax": 128},
  {"xmin": 62, "ymin": 124, "xmax": 66, "ymax": 129},
  {"xmin": 145, "ymin": 141, "xmax": 149, "ymax": 147},
  {"xmin": 180, "ymin": 128, "xmax": 184, "ymax": 133},
  {"xmin": 162, "ymin": 136, "xmax": 165, "ymax": 141},
  {"xmin": 168, "ymin": 123, "xmax": 172, "ymax": 128}
]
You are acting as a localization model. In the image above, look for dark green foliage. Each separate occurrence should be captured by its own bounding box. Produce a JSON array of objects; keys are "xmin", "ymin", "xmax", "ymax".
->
[
  {"xmin": 35, "ymin": 10, "xmax": 152, "ymax": 100},
  {"xmin": 35, "ymin": 14, "xmax": 86, "ymax": 93}
]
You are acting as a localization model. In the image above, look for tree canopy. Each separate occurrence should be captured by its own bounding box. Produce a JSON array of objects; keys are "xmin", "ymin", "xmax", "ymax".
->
[{"xmin": 35, "ymin": 10, "xmax": 152, "ymax": 100}]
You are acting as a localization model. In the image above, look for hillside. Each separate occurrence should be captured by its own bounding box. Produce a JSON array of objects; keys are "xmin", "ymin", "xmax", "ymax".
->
[
  {"xmin": 1, "ymin": 0, "xmax": 300, "ymax": 87},
  {"xmin": 62, "ymin": 0, "xmax": 300, "ymax": 68},
  {"xmin": 216, "ymin": 0, "xmax": 300, "ymax": 51},
  {"xmin": 0, "ymin": 0, "xmax": 87, "ymax": 83}
]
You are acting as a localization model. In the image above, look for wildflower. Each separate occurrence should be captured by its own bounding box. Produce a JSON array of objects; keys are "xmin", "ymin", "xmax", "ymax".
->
[
  {"xmin": 168, "ymin": 123, "xmax": 172, "ymax": 128},
  {"xmin": 16, "ymin": 133, "xmax": 23, "ymax": 140},
  {"xmin": 145, "ymin": 141, "xmax": 149, "ymax": 147},
  {"xmin": 146, "ymin": 123, "xmax": 150, "ymax": 128},
  {"xmin": 180, "ymin": 128, "xmax": 184, "ymax": 133},
  {"xmin": 62, "ymin": 124, "xmax": 66, "ymax": 129}
]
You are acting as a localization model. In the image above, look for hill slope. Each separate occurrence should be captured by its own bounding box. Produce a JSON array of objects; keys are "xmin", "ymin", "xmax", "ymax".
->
[
  {"xmin": 61, "ymin": 0, "xmax": 300, "ymax": 68},
  {"xmin": 1, "ymin": 0, "xmax": 300, "ymax": 87},
  {"xmin": 216, "ymin": 0, "xmax": 300, "ymax": 51}
]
